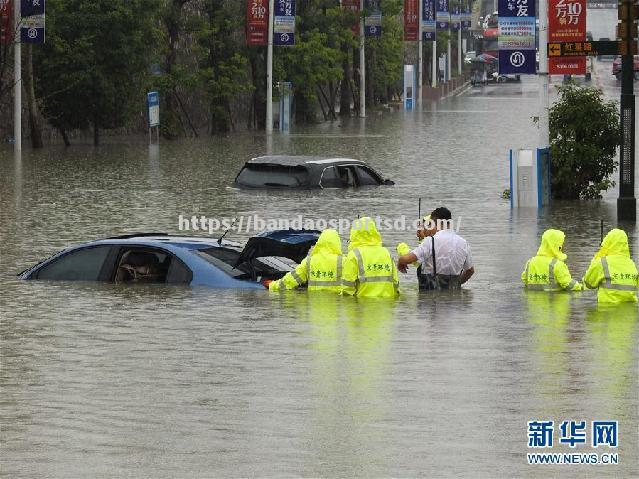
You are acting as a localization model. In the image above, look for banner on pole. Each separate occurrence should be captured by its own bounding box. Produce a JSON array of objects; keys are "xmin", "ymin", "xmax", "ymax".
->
[
  {"xmin": 20, "ymin": 0, "xmax": 45, "ymax": 44},
  {"xmin": 246, "ymin": 0, "xmax": 269, "ymax": 45},
  {"xmin": 548, "ymin": 0, "xmax": 586, "ymax": 75},
  {"xmin": 341, "ymin": 0, "xmax": 360, "ymax": 36},
  {"xmin": 422, "ymin": 0, "xmax": 436, "ymax": 41},
  {"xmin": 436, "ymin": 0, "xmax": 449, "ymax": 30},
  {"xmin": 274, "ymin": 0, "xmax": 295, "ymax": 46},
  {"xmin": 404, "ymin": 0, "xmax": 419, "ymax": 41},
  {"xmin": 364, "ymin": 0, "xmax": 382, "ymax": 37},
  {"xmin": 450, "ymin": 6, "xmax": 461, "ymax": 31},
  {"xmin": 462, "ymin": 4, "xmax": 472, "ymax": 30},
  {"xmin": 147, "ymin": 92, "xmax": 160, "ymax": 128},
  {"xmin": 498, "ymin": 0, "xmax": 536, "ymax": 74},
  {"xmin": 0, "ymin": 0, "xmax": 12, "ymax": 44}
]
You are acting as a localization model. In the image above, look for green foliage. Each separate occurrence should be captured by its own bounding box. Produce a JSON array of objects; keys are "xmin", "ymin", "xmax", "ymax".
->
[
  {"xmin": 34, "ymin": 0, "xmax": 158, "ymax": 143},
  {"xmin": 546, "ymin": 84, "xmax": 621, "ymax": 200}
]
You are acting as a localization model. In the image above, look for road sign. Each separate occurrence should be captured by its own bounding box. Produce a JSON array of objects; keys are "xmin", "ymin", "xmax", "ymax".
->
[
  {"xmin": 547, "ymin": 40, "xmax": 620, "ymax": 57},
  {"xmin": 147, "ymin": 92, "xmax": 160, "ymax": 128}
]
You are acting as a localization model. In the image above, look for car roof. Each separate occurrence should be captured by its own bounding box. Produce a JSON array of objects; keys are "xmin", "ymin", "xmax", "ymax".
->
[
  {"xmin": 87, "ymin": 235, "xmax": 242, "ymax": 251},
  {"xmin": 247, "ymin": 155, "xmax": 365, "ymax": 167}
]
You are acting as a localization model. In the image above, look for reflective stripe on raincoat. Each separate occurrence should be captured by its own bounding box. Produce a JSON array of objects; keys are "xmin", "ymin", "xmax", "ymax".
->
[
  {"xmin": 583, "ymin": 229, "xmax": 638, "ymax": 303},
  {"xmin": 343, "ymin": 217, "xmax": 399, "ymax": 298},
  {"xmin": 521, "ymin": 229, "xmax": 582, "ymax": 291},
  {"xmin": 269, "ymin": 229, "xmax": 343, "ymax": 293}
]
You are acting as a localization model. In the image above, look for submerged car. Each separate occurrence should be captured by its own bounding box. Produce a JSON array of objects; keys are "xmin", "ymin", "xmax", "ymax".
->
[
  {"xmin": 18, "ymin": 230, "xmax": 321, "ymax": 289},
  {"xmin": 234, "ymin": 155, "xmax": 394, "ymax": 189}
]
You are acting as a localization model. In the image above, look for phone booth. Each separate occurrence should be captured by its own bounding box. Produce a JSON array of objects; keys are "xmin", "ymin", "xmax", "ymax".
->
[{"xmin": 404, "ymin": 65, "xmax": 416, "ymax": 110}]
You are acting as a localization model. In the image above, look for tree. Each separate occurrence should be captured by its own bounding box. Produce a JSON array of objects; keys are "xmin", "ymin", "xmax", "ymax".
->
[
  {"xmin": 34, "ymin": 0, "xmax": 158, "ymax": 145},
  {"xmin": 544, "ymin": 84, "xmax": 621, "ymax": 200}
]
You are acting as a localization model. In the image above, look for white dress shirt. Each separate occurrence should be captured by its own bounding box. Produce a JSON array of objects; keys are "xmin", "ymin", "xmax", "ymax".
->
[{"xmin": 411, "ymin": 229, "xmax": 473, "ymax": 275}]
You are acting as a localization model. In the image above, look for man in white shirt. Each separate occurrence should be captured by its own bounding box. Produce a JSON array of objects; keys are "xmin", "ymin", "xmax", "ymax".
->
[{"xmin": 397, "ymin": 207, "xmax": 475, "ymax": 289}]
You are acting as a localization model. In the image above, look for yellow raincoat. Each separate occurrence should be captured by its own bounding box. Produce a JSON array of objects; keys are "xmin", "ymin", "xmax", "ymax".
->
[
  {"xmin": 521, "ymin": 229, "xmax": 582, "ymax": 291},
  {"xmin": 269, "ymin": 229, "xmax": 343, "ymax": 293},
  {"xmin": 583, "ymin": 229, "xmax": 638, "ymax": 303},
  {"xmin": 342, "ymin": 217, "xmax": 399, "ymax": 298}
]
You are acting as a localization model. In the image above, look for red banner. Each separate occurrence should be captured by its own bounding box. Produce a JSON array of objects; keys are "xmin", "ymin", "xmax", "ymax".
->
[
  {"xmin": 404, "ymin": 0, "xmax": 419, "ymax": 41},
  {"xmin": 341, "ymin": 0, "xmax": 360, "ymax": 36},
  {"xmin": 246, "ymin": 0, "xmax": 269, "ymax": 46},
  {"xmin": 0, "ymin": 0, "xmax": 13, "ymax": 45},
  {"xmin": 548, "ymin": 0, "xmax": 586, "ymax": 75}
]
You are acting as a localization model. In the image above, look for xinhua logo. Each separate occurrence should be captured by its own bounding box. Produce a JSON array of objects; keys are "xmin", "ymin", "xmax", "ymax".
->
[{"xmin": 527, "ymin": 420, "xmax": 618, "ymax": 448}]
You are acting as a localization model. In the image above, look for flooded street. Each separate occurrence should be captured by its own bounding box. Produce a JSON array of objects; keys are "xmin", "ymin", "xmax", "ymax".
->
[{"xmin": 1, "ymin": 39, "xmax": 638, "ymax": 479}]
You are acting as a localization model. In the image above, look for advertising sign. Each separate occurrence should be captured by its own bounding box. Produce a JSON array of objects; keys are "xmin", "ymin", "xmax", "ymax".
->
[
  {"xmin": 341, "ymin": 0, "xmax": 360, "ymax": 36},
  {"xmin": 0, "ymin": 0, "xmax": 12, "ymax": 44},
  {"xmin": 404, "ymin": 0, "xmax": 419, "ymax": 41},
  {"xmin": 422, "ymin": 0, "xmax": 436, "ymax": 41},
  {"xmin": 498, "ymin": 0, "xmax": 536, "ymax": 74},
  {"xmin": 20, "ymin": 0, "xmax": 45, "ymax": 44},
  {"xmin": 436, "ymin": 0, "xmax": 449, "ymax": 30},
  {"xmin": 274, "ymin": 0, "xmax": 295, "ymax": 46},
  {"xmin": 246, "ymin": 0, "xmax": 268, "ymax": 46},
  {"xmin": 147, "ymin": 92, "xmax": 160, "ymax": 128},
  {"xmin": 549, "ymin": 0, "xmax": 586, "ymax": 74},
  {"xmin": 364, "ymin": 0, "xmax": 382, "ymax": 37}
]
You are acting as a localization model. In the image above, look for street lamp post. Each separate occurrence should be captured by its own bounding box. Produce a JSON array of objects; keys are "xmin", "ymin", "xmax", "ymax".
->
[
  {"xmin": 14, "ymin": 0, "xmax": 21, "ymax": 152},
  {"xmin": 266, "ymin": 0, "xmax": 275, "ymax": 135}
]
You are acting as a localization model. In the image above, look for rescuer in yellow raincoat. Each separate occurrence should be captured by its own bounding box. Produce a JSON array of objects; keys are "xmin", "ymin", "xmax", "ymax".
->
[
  {"xmin": 342, "ymin": 217, "xmax": 399, "ymax": 298},
  {"xmin": 583, "ymin": 229, "xmax": 638, "ymax": 304},
  {"xmin": 521, "ymin": 229, "xmax": 582, "ymax": 291},
  {"xmin": 269, "ymin": 229, "xmax": 343, "ymax": 293}
]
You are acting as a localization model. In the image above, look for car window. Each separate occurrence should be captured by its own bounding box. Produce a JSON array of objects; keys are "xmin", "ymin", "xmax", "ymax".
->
[
  {"xmin": 355, "ymin": 166, "xmax": 381, "ymax": 186},
  {"xmin": 114, "ymin": 247, "xmax": 192, "ymax": 284},
  {"xmin": 336, "ymin": 166, "xmax": 356, "ymax": 187},
  {"xmin": 36, "ymin": 246, "xmax": 112, "ymax": 281},
  {"xmin": 320, "ymin": 166, "xmax": 343, "ymax": 188},
  {"xmin": 235, "ymin": 164, "xmax": 310, "ymax": 187}
]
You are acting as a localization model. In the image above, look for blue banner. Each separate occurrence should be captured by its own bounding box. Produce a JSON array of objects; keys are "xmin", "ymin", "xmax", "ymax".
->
[
  {"xmin": 364, "ymin": 0, "xmax": 382, "ymax": 37},
  {"xmin": 274, "ymin": 0, "xmax": 295, "ymax": 46},
  {"xmin": 422, "ymin": 0, "xmax": 436, "ymax": 41},
  {"xmin": 436, "ymin": 0, "xmax": 449, "ymax": 30},
  {"xmin": 462, "ymin": 5, "xmax": 472, "ymax": 30},
  {"xmin": 498, "ymin": 0, "xmax": 536, "ymax": 74},
  {"xmin": 20, "ymin": 0, "xmax": 45, "ymax": 44},
  {"xmin": 450, "ymin": 6, "xmax": 460, "ymax": 32}
]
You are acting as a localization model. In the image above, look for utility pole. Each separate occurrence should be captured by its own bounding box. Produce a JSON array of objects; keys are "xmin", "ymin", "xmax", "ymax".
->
[
  {"xmin": 447, "ymin": 31, "xmax": 452, "ymax": 80},
  {"xmin": 458, "ymin": 21, "xmax": 462, "ymax": 75},
  {"xmin": 538, "ymin": 0, "xmax": 550, "ymax": 149},
  {"xmin": 13, "ymin": 0, "xmax": 21, "ymax": 152},
  {"xmin": 418, "ymin": 0, "xmax": 423, "ymax": 108},
  {"xmin": 432, "ymin": 36, "xmax": 437, "ymax": 87},
  {"xmin": 617, "ymin": 0, "xmax": 637, "ymax": 221},
  {"xmin": 359, "ymin": 0, "xmax": 366, "ymax": 118},
  {"xmin": 266, "ymin": 0, "xmax": 274, "ymax": 134}
]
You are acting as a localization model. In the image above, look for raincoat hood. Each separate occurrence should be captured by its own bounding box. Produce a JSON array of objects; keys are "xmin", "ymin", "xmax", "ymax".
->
[
  {"xmin": 595, "ymin": 229, "xmax": 630, "ymax": 259},
  {"xmin": 348, "ymin": 217, "xmax": 382, "ymax": 250},
  {"xmin": 537, "ymin": 229, "xmax": 567, "ymax": 261},
  {"xmin": 310, "ymin": 229, "xmax": 342, "ymax": 256}
]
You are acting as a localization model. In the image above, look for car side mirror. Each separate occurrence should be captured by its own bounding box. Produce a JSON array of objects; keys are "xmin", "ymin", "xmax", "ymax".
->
[{"xmin": 384, "ymin": 179, "xmax": 395, "ymax": 186}]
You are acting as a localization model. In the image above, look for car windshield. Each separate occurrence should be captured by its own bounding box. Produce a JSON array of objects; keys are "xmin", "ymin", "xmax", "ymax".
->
[{"xmin": 235, "ymin": 163, "xmax": 310, "ymax": 187}]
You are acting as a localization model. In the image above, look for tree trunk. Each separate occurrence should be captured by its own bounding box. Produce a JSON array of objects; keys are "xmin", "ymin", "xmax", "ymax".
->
[
  {"xmin": 25, "ymin": 45, "xmax": 43, "ymax": 148},
  {"xmin": 93, "ymin": 112, "xmax": 100, "ymax": 146},
  {"xmin": 57, "ymin": 126, "xmax": 70, "ymax": 147}
]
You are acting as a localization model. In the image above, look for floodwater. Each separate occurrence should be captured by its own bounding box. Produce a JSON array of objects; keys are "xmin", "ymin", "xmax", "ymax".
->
[{"xmin": 1, "ymin": 37, "xmax": 638, "ymax": 479}]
